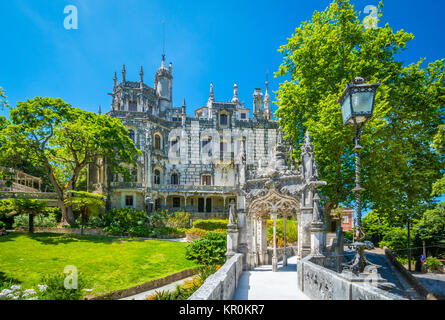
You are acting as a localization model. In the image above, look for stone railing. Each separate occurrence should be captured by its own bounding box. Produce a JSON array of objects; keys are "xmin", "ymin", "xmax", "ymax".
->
[
  {"xmin": 152, "ymin": 185, "xmax": 235, "ymax": 193},
  {"xmin": 110, "ymin": 182, "xmax": 144, "ymax": 189},
  {"xmin": 0, "ymin": 191, "xmax": 58, "ymax": 201},
  {"xmin": 188, "ymin": 253, "xmax": 243, "ymax": 300},
  {"xmin": 297, "ymin": 256, "xmax": 406, "ymax": 300}
]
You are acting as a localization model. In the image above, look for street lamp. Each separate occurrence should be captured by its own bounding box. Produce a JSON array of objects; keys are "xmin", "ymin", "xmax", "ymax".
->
[{"xmin": 338, "ymin": 77, "xmax": 380, "ymax": 272}]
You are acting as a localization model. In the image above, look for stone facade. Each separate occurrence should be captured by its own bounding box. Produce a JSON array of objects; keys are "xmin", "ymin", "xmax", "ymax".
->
[{"xmin": 90, "ymin": 57, "xmax": 279, "ymax": 218}]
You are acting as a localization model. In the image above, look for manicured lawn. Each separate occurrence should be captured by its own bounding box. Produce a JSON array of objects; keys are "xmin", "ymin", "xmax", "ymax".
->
[{"xmin": 0, "ymin": 232, "xmax": 198, "ymax": 297}]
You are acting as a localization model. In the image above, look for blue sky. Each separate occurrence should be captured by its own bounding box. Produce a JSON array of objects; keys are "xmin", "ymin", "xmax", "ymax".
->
[{"xmin": 0, "ymin": 0, "xmax": 444, "ymax": 119}]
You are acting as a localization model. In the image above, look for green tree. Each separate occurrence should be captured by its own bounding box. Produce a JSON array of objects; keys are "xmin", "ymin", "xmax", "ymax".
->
[
  {"xmin": 3, "ymin": 198, "xmax": 47, "ymax": 233},
  {"xmin": 415, "ymin": 203, "xmax": 445, "ymax": 257},
  {"xmin": 432, "ymin": 124, "xmax": 445, "ymax": 197},
  {"xmin": 0, "ymin": 97, "xmax": 140, "ymax": 225},
  {"xmin": 275, "ymin": 0, "xmax": 444, "ymax": 222},
  {"xmin": 64, "ymin": 190, "xmax": 105, "ymax": 234}
]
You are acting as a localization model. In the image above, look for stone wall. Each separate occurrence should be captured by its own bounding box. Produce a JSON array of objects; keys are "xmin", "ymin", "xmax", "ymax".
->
[
  {"xmin": 90, "ymin": 267, "xmax": 199, "ymax": 300},
  {"xmin": 188, "ymin": 253, "xmax": 243, "ymax": 300},
  {"xmin": 265, "ymin": 246, "xmax": 297, "ymax": 264},
  {"xmin": 14, "ymin": 227, "xmax": 105, "ymax": 236},
  {"xmin": 297, "ymin": 256, "xmax": 406, "ymax": 300}
]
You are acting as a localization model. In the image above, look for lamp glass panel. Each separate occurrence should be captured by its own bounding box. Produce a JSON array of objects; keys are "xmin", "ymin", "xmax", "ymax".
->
[
  {"xmin": 351, "ymin": 90, "xmax": 374, "ymax": 115},
  {"xmin": 341, "ymin": 94, "xmax": 351, "ymax": 124}
]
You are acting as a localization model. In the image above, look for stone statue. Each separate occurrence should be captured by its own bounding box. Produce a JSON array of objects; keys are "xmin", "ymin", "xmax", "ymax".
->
[{"xmin": 228, "ymin": 200, "xmax": 237, "ymax": 226}]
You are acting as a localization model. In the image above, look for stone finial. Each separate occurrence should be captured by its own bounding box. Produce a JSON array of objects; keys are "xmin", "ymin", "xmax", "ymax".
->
[
  {"xmin": 207, "ymin": 82, "xmax": 215, "ymax": 108},
  {"xmin": 253, "ymin": 88, "xmax": 263, "ymax": 117},
  {"xmin": 161, "ymin": 54, "xmax": 166, "ymax": 68},
  {"xmin": 264, "ymin": 72, "xmax": 271, "ymax": 120},
  {"xmin": 122, "ymin": 64, "xmax": 126, "ymax": 83},
  {"xmin": 113, "ymin": 72, "xmax": 117, "ymax": 88},
  {"xmin": 98, "ymin": 105, "xmax": 102, "ymax": 115},
  {"xmin": 232, "ymin": 83, "xmax": 240, "ymax": 105},
  {"xmin": 169, "ymin": 62, "xmax": 173, "ymax": 73},
  {"xmin": 140, "ymin": 66, "xmax": 144, "ymax": 83},
  {"xmin": 182, "ymin": 98, "xmax": 186, "ymax": 114}
]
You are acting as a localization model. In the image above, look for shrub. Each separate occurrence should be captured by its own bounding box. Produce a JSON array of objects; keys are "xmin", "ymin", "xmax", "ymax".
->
[
  {"xmin": 0, "ymin": 221, "xmax": 6, "ymax": 229},
  {"xmin": 266, "ymin": 219, "xmax": 298, "ymax": 247},
  {"xmin": 185, "ymin": 232, "xmax": 227, "ymax": 265},
  {"xmin": 425, "ymin": 257, "xmax": 443, "ymax": 272},
  {"xmin": 166, "ymin": 211, "xmax": 190, "ymax": 228},
  {"xmin": 38, "ymin": 273, "xmax": 90, "ymax": 300},
  {"xmin": 185, "ymin": 228, "xmax": 226, "ymax": 241},
  {"xmin": 102, "ymin": 208, "xmax": 149, "ymax": 236},
  {"xmin": 343, "ymin": 230, "xmax": 354, "ymax": 241},
  {"xmin": 13, "ymin": 213, "xmax": 57, "ymax": 228},
  {"xmin": 192, "ymin": 219, "xmax": 228, "ymax": 231}
]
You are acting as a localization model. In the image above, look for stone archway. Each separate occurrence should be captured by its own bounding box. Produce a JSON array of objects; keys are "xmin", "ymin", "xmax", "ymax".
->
[{"xmin": 248, "ymin": 188, "xmax": 299, "ymax": 271}]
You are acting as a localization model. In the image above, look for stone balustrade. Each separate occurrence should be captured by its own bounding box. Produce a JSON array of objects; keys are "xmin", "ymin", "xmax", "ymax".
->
[
  {"xmin": 188, "ymin": 253, "xmax": 243, "ymax": 300},
  {"xmin": 297, "ymin": 255, "xmax": 406, "ymax": 300}
]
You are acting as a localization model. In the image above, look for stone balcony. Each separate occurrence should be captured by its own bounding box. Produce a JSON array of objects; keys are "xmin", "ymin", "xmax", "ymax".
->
[{"xmin": 109, "ymin": 182, "xmax": 236, "ymax": 194}]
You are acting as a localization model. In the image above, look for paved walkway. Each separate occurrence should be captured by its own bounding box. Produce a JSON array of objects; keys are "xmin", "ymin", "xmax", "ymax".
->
[
  {"xmin": 412, "ymin": 272, "xmax": 445, "ymax": 299},
  {"xmin": 120, "ymin": 275, "xmax": 195, "ymax": 300},
  {"xmin": 233, "ymin": 256, "xmax": 309, "ymax": 300}
]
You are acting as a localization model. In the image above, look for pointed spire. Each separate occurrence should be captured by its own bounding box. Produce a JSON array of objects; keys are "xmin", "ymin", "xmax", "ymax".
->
[
  {"xmin": 161, "ymin": 54, "xmax": 166, "ymax": 68},
  {"xmin": 232, "ymin": 83, "xmax": 240, "ymax": 105},
  {"xmin": 98, "ymin": 105, "xmax": 102, "ymax": 115},
  {"xmin": 264, "ymin": 71, "xmax": 271, "ymax": 120},
  {"xmin": 140, "ymin": 66, "xmax": 144, "ymax": 83},
  {"xmin": 208, "ymin": 82, "xmax": 215, "ymax": 104},
  {"xmin": 113, "ymin": 72, "xmax": 117, "ymax": 88},
  {"xmin": 182, "ymin": 98, "xmax": 186, "ymax": 114},
  {"xmin": 122, "ymin": 64, "xmax": 126, "ymax": 83}
]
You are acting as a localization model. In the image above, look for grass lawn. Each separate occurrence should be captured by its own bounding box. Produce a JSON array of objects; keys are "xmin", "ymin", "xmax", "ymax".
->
[{"xmin": 0, "ymin": 232, "xmax": 198, "ymax": 297}]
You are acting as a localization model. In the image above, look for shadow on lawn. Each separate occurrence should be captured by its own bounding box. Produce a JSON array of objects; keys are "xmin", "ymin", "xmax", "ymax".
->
[{"xmin": 0, "ymin": 271, "xmax": 22, "ymax": 289}]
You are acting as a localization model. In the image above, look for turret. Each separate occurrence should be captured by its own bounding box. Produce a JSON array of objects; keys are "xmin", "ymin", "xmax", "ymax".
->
[
  {"xmin": 122, "ymin": 64, "xmax": 126, "ymax": 83},
  {"xmin": 253, "ymin": 88, "xmax": 264, "ymax": 118},
  {"xmin": 155, "ymin": 55, "xmax": 173, "ymax": 113},
  {"xmin": 207, "ymin": 82, "xmax": 214, "ymax": 119},
  {"xmin": 232, "ymin": 83, "xmax": 241, "ymax": 106}
]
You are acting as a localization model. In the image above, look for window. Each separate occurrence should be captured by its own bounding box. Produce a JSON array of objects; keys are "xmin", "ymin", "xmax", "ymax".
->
[
  {"xmin": 202, "ymin": 174, "xmax": 211, "ymax": 186},
  {"xmin": 173, "ymin": 197, "xmax": 180, "ymax": 208},
  {"xmin": 131, "ymin": 168, "xmax": 138, "ymax": 182},
  {"xmin": 154, "ymin": 134, "xmax": 161, "ymax": 150},
  {"xmin": 220, "ymin": 114, "xmax": 228, "ymax": 125},
  {"xmin": 171, "ymin": 138, "xmax": 180, "ymax": 156},
  {"xmin": 172, "ymin": 117, "xmax": 181, "ymax": 122},
  {"xmin": 343, "ymin": 215, "xmax": 349, "ymax": 224},
  {"xmin": 154, "ymin": 170, "xmax": 161, "ymax": 185},
  {"xmin": 128, "ymin": 130, "xmax": 135, "ymax": 143},
  {"xmin": 241, "ymin": 113, "xmax": 246, "ymax": 119},
  {"xmin": 125, "ymin": 195, "xmax": 134, "ymax": 207},
  {"xmin": 129, "ymin": 101, "xmax": 137, "ymax": 112},
  {"xmin": 171, "ymin": 173, "xmax": 179, "ymax": 185},
  {"xmin": 148, "ymin": 106, "xmax": 153, "ymax": 114},
  {"xmin": 220, "ymin": 141, "xmax": 227, "ymax": 152},
  {"xmin": 202, "ymin": 137, "xmax": 212, "ymax": 155}
]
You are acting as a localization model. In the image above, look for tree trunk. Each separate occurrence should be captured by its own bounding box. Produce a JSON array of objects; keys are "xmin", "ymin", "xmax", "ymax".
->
[
  {"xmin": 59, "ymin": 200, "xmax": 75, "ymax": 225},
  {"xmin": 28, "ymin": 214, "xmax": 34, "ymax": 234}
]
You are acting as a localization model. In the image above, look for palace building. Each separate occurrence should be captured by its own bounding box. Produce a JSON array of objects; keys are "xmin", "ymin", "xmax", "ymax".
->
[{"xmin": 89, "ymin": 56, "xmax": 281, "ymax": 218}]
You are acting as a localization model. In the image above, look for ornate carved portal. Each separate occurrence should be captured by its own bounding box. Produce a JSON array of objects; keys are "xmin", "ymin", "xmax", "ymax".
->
[{"xmin": 227, "ymin": 131, "xmax": 328, "ymax": 271}]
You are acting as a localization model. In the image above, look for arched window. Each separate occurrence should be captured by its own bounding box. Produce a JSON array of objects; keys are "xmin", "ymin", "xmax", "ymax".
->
[
  {"xmin": 131, "ymin": 167, "xmax": 138, "ymax": 182},
  {"xmin": 171, "ymin": 137, "xmax": 180, "ymax": 157},
  {"xmin": 154, "ymin": 134, "xmax": 162, "ymax": 150},
  {"xmin": 220, "ymin": 113, "xmax": 228, "ymax": 125},
  {"xmin": 202, "ymin": 137, "xmax": 212, "ymax": 156},
  {"xmin": 171, "ymin": 173, "xmax": 179, "ymax": 185},
  {"xmin": 129, "ymin": 100, "xmax": 137, "ymax": 112},
  {"xmin": 128, "ymin": 130, "xmax": 135, "ymax": 143},
  {"xmin": 153, "ymin": 169, "xmax": 161, "ymax": 185}
]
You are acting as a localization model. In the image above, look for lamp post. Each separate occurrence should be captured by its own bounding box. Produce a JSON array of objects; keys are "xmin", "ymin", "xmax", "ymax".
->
[{"xmin": 338, "ymin": 77, "xmax": 380, "ymax": 272}]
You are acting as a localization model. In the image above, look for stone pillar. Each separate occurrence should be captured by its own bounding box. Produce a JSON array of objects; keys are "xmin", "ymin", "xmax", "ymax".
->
[
  {"xmin": 272, "ymin": 207, "xmax": 278, "ymax": 272},
  {"xmin": 253, "ymin": 216, "xmax": 259, "ymax": 267},
  {"xmin": 237, "ymin": 211, "xmax": 247, "ymax": 269},
  {"xmin": 259, "ymin": 217, "xmax": 268, "ymax": 265},
  {"xmin": 299, "ymin": 187, "xmax": 314, "ymax": 259},
  {"xmin": 310, "ymin": 192, "xmax": 326, "ymax": 258},
  {"xmin": 226, "ymin": 200, "xmax": 238, "ymax": 259}
]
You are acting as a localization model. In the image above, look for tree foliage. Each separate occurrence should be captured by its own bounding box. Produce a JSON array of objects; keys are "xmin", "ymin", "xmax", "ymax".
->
[
  {"xmin": 64, "ymin": 191, "xmax": 105, "ymax": 232},
  {"xmin": 275, "ymin": 0, "xmax": 444, "ymax": 221},
  {"xmin": 2, "ymin": 198, "xmax": 47, "ymax": 233},
  {"xmin": 0, "ymin": 97, "xmax": 141, "ymax": 224}
]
